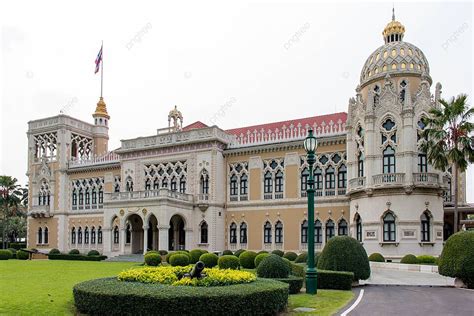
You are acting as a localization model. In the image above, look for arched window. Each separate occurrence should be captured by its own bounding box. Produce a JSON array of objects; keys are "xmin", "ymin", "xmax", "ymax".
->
[
  {"xmin": 72, "ymin": 188, "xmax": 77, "ymax": 208},
  {"xmin": 92, "ymin": 190, "xmax": 97, "ymax": 205},
  {"xmin": 162, "ymin": 177, "xmax": 168, "ymax": 188},
  {"xmin": 145, "ymin": 178, "xmax": 151, "ymax": 191},
  {"xmin": 38, "ymin": 227, "xmax": 43, "ymax": 244},
  {"xmin": 373, "ymin": 85, "xmax": 380, "ymax": 105},
  {"xmin": 355, "ymin": 214, "xmax": 363, "ymax": 242},
  {"xmin": 275, "ymin": 221, "xmax": 283, "ymax": 244},
  {"xmin": 301, "ymin": 220, "xmax": 308, "ymax": 244},
  {"xmin": 126, "ymin": 224, "xmax": 131, "ymax": 244},
  {"xmin": 326, "ymin": 220, "xmax": 335, "ymax": 242},
  {"xmin": 71, "ymin": 227, "xmax": 76, "ymax": 244},
  {"xmin": 200, "ymin": 221, "xmax": 208, "ymax": 244},
  {"xmin": 383, "ymin": 212, "xmax": 396, "ymax": 242},
  {"xmin": 240, "ymin": 222, "xmax": 248, "ymax": 244},
  {"xmin": 229, "ymin": 223, "xmax": 237, "ymax": 244},
  {"xmin": 230, "ymin": 175, "xmax": 238, "ymax": 196},
  {"xmin": 114, "ymin": 182, "xmax": 120, "ymax": 192},
  {"xmin": 275, "ymin": 170, "xmax": 284, "ymax": 193},
  {"xmin": 98, "ymin": 226, "xmax": 103, "ymax": 244},
  {"xmin": 153, "ymin": 178, "xmax": 160, "ymax": 190},
  {"xmin": 314, "ymin": 167, "xmax": 323, "ymax": 190},
  {"xmin": 85, "ymin": 188, "xmax": 90, "ymax": 205},
  {"xmin": 264, "ymin": 221, "xmax": 272, "ymax": 244},
  {"xmin": 325, "ymin": 166, "xmax": 335, "ymax": 190},
  {"xmin": 113, "ymin": 226, "xmax": 119, "ymax": 244},
  {"xmin": 78, "ymin": 227, "xmax": 83, "ymax": 244},
  {"xmin": 338, "ymin": 165, "xmax": 347, "ymax": 189},
  {"xmin": 338, "ymin": 219, "xmax": 348, "ymax": 236},
  {"xmin": 240, "ymin": 174, "xmax": 248, "ymax": 195},
  {"xmin": 383, "ymin": 146, "xmax": 396, "ymax": 173},
  {"xmin": 98, "ymin": 188, "xmax": 103, "ymax": 205},
  {"xmin": 84, "ymin": 227, "xmax": 89, "ymax": 244},
  {"xmin": 179, "ymin": 176, "xmax": 186, "ymax": 193},
  {"xmin": 44, "ymin": 227, "xmax": 48, "ymax": 244},
  {"xmin": 264, "ymin": 171, "xmax": 273, "ymax": 194},
  {"xmin": 399, "ymin": 80, "xmax": 407, "ymax": 103},
  {"xmin": 170, "ymin": 177, "xmax": 177, "ymax": 192},
  {"xmin": 421, "ymin": 212, "xmax": 431, "ymax": 242},
  {"xmin": 91, "ymin": 227, "xmax": 96, "ymax": 244},
  {"xmin": 126, "ymin": 177, "xmax": 134, "ymax": 192},
  {"xmin": 358, "ymin": 152, "xmax": 365, "ymax": 177},
  {"xmin": 315, "ymin": 220, "xmax": 322, "ymax": 244},
  {"xmin": 200, "ymin": 171, "xmax": 209, "ymax": 194},
  {"xmin": 78, "ymin": 188, "xmax": 84, "ymax": 206},
  {"xmin": 301, "ymin": 168, "xmax": 309, "ymax": 194}
]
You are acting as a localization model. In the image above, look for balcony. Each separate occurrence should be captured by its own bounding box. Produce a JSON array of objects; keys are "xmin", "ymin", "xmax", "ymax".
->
[
  {"xmin": 349, "ymin": 177, "xmax": 366, "ymax": 191},
  {"xmin": 373, "ymin": 173, "xmax": 405, "ymax": 186},
  {"xmin": 28, "ymin": 204, "xmax": 51, "ymax": 218},
  {"xmin": 106, "ymin": 189, "xmax": 194, "ymax": 203},
  {"xmin": 413, "ymin": 173, "xmax": 439, "ymax": 186},
  {"xmin": 196, "ymin": 194, "xmax": 209, "ymax": 211}
]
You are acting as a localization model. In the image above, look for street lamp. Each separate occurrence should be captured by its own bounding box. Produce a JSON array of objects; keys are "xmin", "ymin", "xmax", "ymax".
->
[{"xmin": 304, "ymin": 128, "xmax": 318, "ymax": 294}]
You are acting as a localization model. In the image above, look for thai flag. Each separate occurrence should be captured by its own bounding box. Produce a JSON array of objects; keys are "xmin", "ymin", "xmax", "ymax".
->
[{"xmin": 95, "ymin": 45, "xmax": 103, "ymax": 74}]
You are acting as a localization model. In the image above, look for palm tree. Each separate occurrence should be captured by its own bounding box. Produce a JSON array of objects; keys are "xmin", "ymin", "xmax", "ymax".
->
[
  {"xmin": 421, "ymin": 94, "xmax": 474, "ymax": 233},
  {"xmin": 0, "ymin": 176, "xmax": 24, "ymax": 248}
]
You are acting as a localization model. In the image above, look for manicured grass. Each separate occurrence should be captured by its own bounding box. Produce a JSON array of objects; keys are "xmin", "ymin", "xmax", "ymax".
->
[
  {"xmin": 287, "ymin": 290, "xmax": 354, "ymax": 315},
  {"xmin": 0, "ymin": 260, "xmax": 138, "ymax": 315}
]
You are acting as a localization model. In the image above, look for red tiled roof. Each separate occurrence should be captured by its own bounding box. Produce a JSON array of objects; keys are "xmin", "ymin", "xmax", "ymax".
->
[{"xmin": 182, "ymin": 121, "xmax": 209, "ymax": 131}]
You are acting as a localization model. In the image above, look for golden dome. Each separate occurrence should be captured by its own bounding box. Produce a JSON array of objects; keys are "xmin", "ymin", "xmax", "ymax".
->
[
  {"xmin": 93, "ymin": 97, "xmax": 110, "ymax": 119},
  {"xmin": 382, "ymin": 8, "xmax": 405, "ymax": 43}
]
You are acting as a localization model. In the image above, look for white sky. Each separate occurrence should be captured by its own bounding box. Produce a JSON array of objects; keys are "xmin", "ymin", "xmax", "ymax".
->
[{"xmin": 1, "ymin": 0, "xmax": 473, "ymax": 201}]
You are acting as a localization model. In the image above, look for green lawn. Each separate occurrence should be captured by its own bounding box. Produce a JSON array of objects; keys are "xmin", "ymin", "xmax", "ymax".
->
[{"xmin": 0, "ymin": 260, "xmax": 353, "ymax": 315}]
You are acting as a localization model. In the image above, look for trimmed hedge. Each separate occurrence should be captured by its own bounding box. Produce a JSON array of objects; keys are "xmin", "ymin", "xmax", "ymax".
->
[
  {"xmin": 294, "ymin": 252, "xmax": 320, "ymax": 265},
  {"xmin": 317, "ymin": 236, "xmax": 370, "ymax": 281},
  {"xmin": 165, "ymin": 251, "xmax": 192, "ymax": 263},
  {"xmin": 48, "ymin": 254, "xmax": 107, "ymax": 261},
  {"xmin": 368, "ymin": 253, "xmax": 385, "ymax": 262},
  {"xmin": 49, "ymin": 248, "xmax": 61, "ymax": 255},
  {"xmin": 145, "ymin": 253, "xmax": 162, "ymax": 266},
  {"xmin": 87, "ymin": 250, "xmax": 101, "ymax": 257},
  {"xmin": 16, "ymin": 250, "xmax": 29, "ymax": 260},
  {"xmin": 257, "ymin": 254, "xmax": 290, "ymax": 278},
  {"xmin": 271, "ymin": 250, "xmax": 284, "ymax": 257},
  {"xmin": 439, "ymin": 231, "xmax": 474, "ymax": 289},
  {"xmin": 69, "ymin": 249, "xmax": 80, "ymax": 255},
  {"xmin": 239, "ymin": 251, "xmax": 258, "ymax": 269},
  {"xmin": 73, "ymin": 277, "xmax": 289, "ymax": 315},
  {"xmin": 400, "ymin": 254, "xmax": 418, "ymax": 264},
  {"xmin": 199, "ymin": 253, "xmax": 218, "ymax": 268},
  {"xmin": 169, "ymin": 254, "xmax": 190, "ymax": 267},
  {"xmin": 0, "ymin": 250, "xmax": 13, "ymax": 260},
  {"xmin": 234, "ymin": 249, "xmax": 246, "ymax": 258},
  {"xmin": 290, "ymin": 262, "xmax": 305, "ymax": 278},
  {"xmin": 416, "ymin": 255, "xmax": 436, "ymax": 264},
  {"xmin": 190, "ymin": 249, "xmax": 207, "ymax": 264},
  {"xmin": 7, "ymin": 248, "xmax": 17, "ymax": 259},
  {"xmin": 283, "ymin": 252, "xmax": 298, "ymax": 261},
  {"xmin": 222, "ymin": 250, "xmax": 233, "ymax": 256},
  {"xmin": 274, "ymin": 276, "xmax": 304, "ymax": 294},
  {"xmin": 255, "ymin": 253, "xmax": 270, "ymax": 268},
  {"xmin": 218, "ymin": 255, "xmax": 240, "ymax": 270},
  {"xmin": 9, "ymin": 242, "xmax": 26, "ymax": 250},
  {"xmin": 318, "ymin": 270, "xmax": 354, "ymax": 290}
]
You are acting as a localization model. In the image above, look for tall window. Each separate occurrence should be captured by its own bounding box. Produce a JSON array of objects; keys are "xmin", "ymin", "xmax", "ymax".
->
[
  {"xmin": 85, "ymin": 189, "xmax": 91, "ymax": 205},
  {"xmin": 275, "ymin": 171, "xmax": 284, "ymax": 193},
  {"xmin": 98, "ymin": 226, "xmax": 103, "ymax": 244},
  {"xmin": 383, "ymin": 212, "xmax": 396, "ymax": 242},
  {"xmin": 98, "ymin": 189, "xmax": 103, "ymax": 205},
  {"xmin": 301, "ymin": 168, "xmax": 309, "ymax": 193},
  {"xmin": 229, "ymin": 223, "xmax": 237, "ymax": 244},
  {"xmin": 170, "ymin": 177, "xmax": 177, "ymax": 192},
  {"xmin": 383, "ymin": 146, "xmax": 396, "ymax": 173},
  {"xmin": 126, "ymin": 177, "xmax": 134, "ymax": 192},
  {"xmin": 38, "ymin": 227, "xmax": 43, "ymax": 244},
  {"xmin": 114, "ymin": 183, "xmax": 120, "ymax": 192},
  {"xmin": 325, "ymin": 167, "xmax": 335, "ymax": 189},
  {"xmin": 92, "ymin": 190, "xmax": 97, "ymax": 205},
  {"xmin": 84, "ymin": 227, "xmax": 89, "ymax": 244},
  {"xmin": 230, "ymin": 175, "xmax": 238, "ymax": 196},
  {"xmin": 126, "ymin": 224, "xmax": 131, "ymax": 244},
  {"xmin": 373, "ymin": 85, "xmax": 380, "ymax": 105},
  {"xmin": 326, "ymin": 220, "xmax": 335, "ymax": 242},
  {"xmin": 240, "ymin": 174, "xmax": 248, "ymax": 195},
  {"xmin": 338, "ymin": 219, "xmax": 348, "ymax": 236},
  {"xmin": 91, "ymin": 227, "xmax": 96, "ymax": 244},
  {"xmin": 338, "ymin": 165, "xmax": 347, "ymax": 188},
  {"xmin": 200, "ymin": 221, "xmax": 208, "ymax": 244},
  {"xmin": 264, "ymin": 221, "xmax": 272, "ymax": 244},
  {"xmin": 418, "ymin": 154, "xmax": 427, "ymax": 173},
  {"xmin": 421, "ymin": 212, "xmax": 431, "ymax": 242},
  {"xmin": 399, "ymin": 80, "xmax": 407, "ymax": 103},
  {"xmin": 315, "ymin": 220, "xmax": 322, "ymax": 244},
  {"xmin": 356, "ymin": 214, "xmax": 363, "ymax": 242},
  {"xmin": 200, "ymin": 172, "xmax": 209, "ymax": 194},
  {"xmin": 79, "ymin": 189, "xmax": 84, "ymax": 206},
  {"xmin": 145, "ymin": 179, "xmax": 151, "ymax": 191},
  {"xmin": 71, "ymin": 227, "xmax": 76, "ymax": 244},
  {"xmin": 113, "ymin": 226, "xmax": 119, "ymax": 244},
  {"xmin": 301, "ymin": 220, "xmax": 308, "ymax": 244},
  {"xmin": 275, "ymin": 221, "xmax": 283, "ymax": 244},
  {"xmin": 240, "ymin": 222, "xmax": 248, "ymax": 244},
  {"xmin": 179, "ymin": 176, "xmax": 186, "ymax": 193},
  {"xmin": 153, "ymin": 178, "xmax": 160, "ymax": 190},
  {"xmin": 72, "ymin": 189, "xmax": 77, "ymax": 207},
  {"xmin": 78, "ymin": 227, "xmax": 83, "ymax": 244},
  {"xmin": 315, "ymin": 167, "xmax": 323, "ymax": 190},
  {"xmin": 44, "ymin": 227, "xmax": 48, "ymax": 244},
  {"xmin": 358, "ymin": 152, "xmax": 364, "ymax": 177},
  {"xmin": 264, "ymin": 171, "xmax": 273, "ymax": 194}
]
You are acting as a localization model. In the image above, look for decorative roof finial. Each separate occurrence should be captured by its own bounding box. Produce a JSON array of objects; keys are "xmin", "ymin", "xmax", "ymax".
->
[{"xmin": 392, "ymin": 4, "xmax": 395, "ymax": 21}]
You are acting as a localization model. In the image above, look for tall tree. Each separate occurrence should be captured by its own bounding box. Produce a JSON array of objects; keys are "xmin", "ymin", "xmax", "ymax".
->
[
  {"xmin": 0, "ymin": 176, "xmax": 25, "ymax": 248},
  {"xmin": 421, "ymin": 94, "xmax": 474, "ymax": 233}
]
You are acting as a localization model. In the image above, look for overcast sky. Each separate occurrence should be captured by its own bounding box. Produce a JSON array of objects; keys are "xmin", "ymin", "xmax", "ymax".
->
[{"xmin": 1, "ymin": 0, "xmax": 472, "ymax": 201}]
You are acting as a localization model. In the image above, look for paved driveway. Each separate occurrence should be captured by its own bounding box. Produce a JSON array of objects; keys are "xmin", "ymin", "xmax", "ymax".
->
[
  {"xmin": 362, "ymin": 268, "xmax": 455, "ymax": 286},
  {"xmin": 344, "ymin": 286, "xmax": 474, "ymax": 316}
]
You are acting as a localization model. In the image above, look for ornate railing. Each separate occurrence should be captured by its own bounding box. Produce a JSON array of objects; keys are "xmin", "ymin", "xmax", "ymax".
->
[
  {"xmin": 373, "ymin": 173, "xmax": 405, "ymax": 185},
  {"xmin": 349, "ymin": 177, "xmax": 366, "ymax": 190},
  {"xmin": 413, "ymin": 173, "xmax": 439, "ymax": 185},
  {"xmin": 106, "ymin": 189, "xmax": 193, "ymax": 202},
  {"xmin": 69, "ymin": 152, "xmax": 120, "ymax": 168}
]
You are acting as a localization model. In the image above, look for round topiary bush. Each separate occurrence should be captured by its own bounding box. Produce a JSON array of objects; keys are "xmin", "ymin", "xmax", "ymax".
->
[
  {"xmin": 166, "ymin": 251, "xmax": 191, "ymax": 263},
  {"xmin": 257, "ymin": 250, "xmax": 268, "ymax": 255},
  {"xmin": 199, "ymin": 253, "xmax": 218, "ymax": 268},
  {"xmin": 400, "ymin": 254, "xmax": 418, "ymax": 264},
  {"xmin": 317, "ymin": 236, "xmax": 370, "ymax": 281},
  {"xmin": 218, "ymin": 255, "xmax": 240, "ymax": 270},
  {"xmin": 271, "ymin": 249, "xmax": 284, "ymax": 257},
  {"xmin": 234, "ymin": 249, "xmax": 246, "ymax": 258},
  {"xmin": 169, "ymin": 253, "xmax": 190, "ymax": 267},
  {"xmin": 49, "ymin": 248, "xmax": 60, "ymax": 255},
  {"xmin": 416, "ymin": 255, "xmax": 436, "ymax": 264},
  {"xmin": 0, "ymin": 250, "xmax": 13, "ymax": 260},
  {"xmin": 16, "ymin": 250, "xmax": 29, "ymax": 260},
  {"xmin": 222, "ymin": 250, "xmax": 233, "ymax": 256},
  {"xmin": 145, "ymin": 253, "xmax": 162, "ymax": 266},
  {"xmin": 239, "ymin": 251, "xmax": 258, "ymax": 269},
  {"xmin": 87, "ymin": 250, "xmax": 100, "ymax": 256},
  {"xmin": 295, "ymin": 252, "xmax": 307, "ymax": 263},
  {"xmin": 257, "ymin": 254, "xmax": 291, "ymax": 278},
  {"xmin": 69, "ymin": 249, "xmax": 80, "ymax": 255},
  {"xmin": 283, "ymin": 251, "xmax": 298, "ymax": 261},
  {"xmin": 254, "ymin": 253, "xmax": 270, "ymax": 268},
  {"xmin": 439, "ymin": 231, "xmax": 474, "ymax": 288},
  {"xmin": 190, "ymin": 249, "xmax": 207, "ymax": 264},
  {"xmin": 368, "ymin": 253, "xmax": 385, "ymax": 262}
]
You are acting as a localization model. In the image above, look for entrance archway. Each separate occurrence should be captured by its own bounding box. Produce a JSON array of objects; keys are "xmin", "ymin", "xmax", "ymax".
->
[
  {"xmin": 126, "ymin": 214, "xmax": 144, "ymax": 254},
  {"xmin": 147, "ymin": 214, "xmax": 159, "ymax": 251},
  {"xmin": 169, "ymin": 214, "xmax": 185, "ymax": 250}
]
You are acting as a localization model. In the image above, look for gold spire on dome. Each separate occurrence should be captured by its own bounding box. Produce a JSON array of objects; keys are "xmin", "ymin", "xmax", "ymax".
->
[
  {"xmin": 93, "ymin": 97, "xmax": 110, "ymax": 119},
  {"xmin": 382, "ymin": 7, "xmax": 405, "ymax": 43}
]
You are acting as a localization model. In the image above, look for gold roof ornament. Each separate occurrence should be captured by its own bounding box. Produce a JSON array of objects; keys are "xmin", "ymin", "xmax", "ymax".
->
[
  {"xmin": 168, "ymin": 105, "xmax": 183, "ymax": 131},
  {"xmin": 93, "ymin": 97, "xmax": 110, "ymax": 119},
  {"xmin": 382, "ymin": 7, "xmax": 405, "ymax": 43}
]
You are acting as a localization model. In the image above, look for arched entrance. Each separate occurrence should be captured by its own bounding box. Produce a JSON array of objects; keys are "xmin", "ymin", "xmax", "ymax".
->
[
  {"xmin": 126, "ymin": 214, "xmax": 144, "ymax": 254},
  {"xmin": 147, "ymin": 214, "xmax": 159, "ymax": 251},
  {"xmin": 169, "ymin": 214, "xmax": 185, "ymax": 250}
]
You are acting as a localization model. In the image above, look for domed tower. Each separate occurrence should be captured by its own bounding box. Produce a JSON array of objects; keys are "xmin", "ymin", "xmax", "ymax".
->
[
  {"xmin": 92, "ymin": 97, "xmax": 110, "ymax": 155},
  {"xmin": 346, "ymin": 10, "xmax": 445, "ymax": 259}
]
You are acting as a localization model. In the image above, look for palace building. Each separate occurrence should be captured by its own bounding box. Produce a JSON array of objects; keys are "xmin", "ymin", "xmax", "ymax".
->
[{"xmin": 26, "ymin": 14, "xmax": 469, "ymax": 260}]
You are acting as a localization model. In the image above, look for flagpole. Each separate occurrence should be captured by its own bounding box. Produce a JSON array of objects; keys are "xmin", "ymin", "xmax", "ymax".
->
[{"xmin": 100, "ymin": 40, "xmax": 104, "ymax": 98}]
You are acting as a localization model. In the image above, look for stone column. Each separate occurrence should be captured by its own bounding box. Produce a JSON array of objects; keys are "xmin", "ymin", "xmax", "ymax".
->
[
  {"xmin": 120, "ymin": 228, "xmax": 126, "ymax": 254},
  {"xmin": 103, "ymin": 228, "xmax": 112, "ymax": 254},
  {"xmin": 185, "ymin": 228, "xmax": 193, "ymax": 250},
  {"xmin": 158, "ymin": 225, "xmax": 170, "ymax": 251},
  {"xmin": 143, "ymin": 225, "xmax": 149, "ymax": 254}
]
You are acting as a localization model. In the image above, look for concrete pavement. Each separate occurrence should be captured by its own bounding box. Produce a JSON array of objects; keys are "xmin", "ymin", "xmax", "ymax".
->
[{"xmin": 361, "ymin": 267, "xmax": 455, "ymax": 286}]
